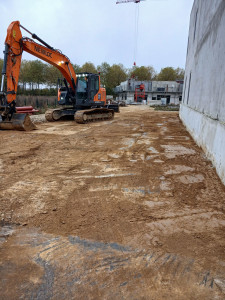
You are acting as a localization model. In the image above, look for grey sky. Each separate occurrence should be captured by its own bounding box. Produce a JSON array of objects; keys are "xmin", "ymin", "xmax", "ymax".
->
[{"xmin": 0, "ymin": 0, "xmax": 194, "ymax": 72}]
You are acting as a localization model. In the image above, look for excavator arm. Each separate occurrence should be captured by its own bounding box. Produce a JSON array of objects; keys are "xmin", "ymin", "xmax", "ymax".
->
[{"xmin": 1, "ymin": 21, "xmax": 77, "ymax": 105}]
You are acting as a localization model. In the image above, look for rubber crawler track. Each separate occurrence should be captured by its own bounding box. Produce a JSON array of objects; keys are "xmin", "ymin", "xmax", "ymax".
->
[{"xmin": 75, "ymin": 108, "xmax": 114, "ymax": 124}]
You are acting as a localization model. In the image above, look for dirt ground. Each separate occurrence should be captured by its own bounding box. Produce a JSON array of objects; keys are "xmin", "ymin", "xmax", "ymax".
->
[{"xmin": 0, "ymin": 105, "xmax": 225, "ymax": 299}]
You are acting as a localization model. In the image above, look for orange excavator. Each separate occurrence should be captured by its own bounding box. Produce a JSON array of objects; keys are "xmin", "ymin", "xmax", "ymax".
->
[{"xmin": 0, "ymin": 21, "xmax": 118, "ymax": 130}]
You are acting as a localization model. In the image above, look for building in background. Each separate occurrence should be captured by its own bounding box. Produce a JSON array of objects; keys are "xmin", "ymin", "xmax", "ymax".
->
[
  {"xmin": 180, "ymin": 0, "xmax": 225, "ymax": 185},
  {"xmin": 114, "ymin": 79, "xmax": 183, "ymax": 105}
]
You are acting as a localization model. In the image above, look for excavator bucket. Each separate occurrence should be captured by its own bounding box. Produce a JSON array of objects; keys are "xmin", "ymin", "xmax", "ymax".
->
[{"xmin": 0, "ymin": 113, "xmax": 36, "ymax": 131}]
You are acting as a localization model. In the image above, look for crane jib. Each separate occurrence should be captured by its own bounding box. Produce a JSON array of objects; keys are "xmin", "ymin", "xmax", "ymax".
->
[{"xmin": 34, "ymin": 45, "xmax": 52, "ymax": 58}]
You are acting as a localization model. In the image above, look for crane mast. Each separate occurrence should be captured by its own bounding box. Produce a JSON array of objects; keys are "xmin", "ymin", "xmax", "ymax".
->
[{"xmin": 116, "ymin": 0, "xmax": 145, "ymax": 66}]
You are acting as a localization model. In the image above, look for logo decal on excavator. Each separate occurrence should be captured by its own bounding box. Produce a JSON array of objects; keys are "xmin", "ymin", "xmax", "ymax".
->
[
  {"xmin": 13, "ymin": 30, "xmax": 16, "ymax": 38},
  {"xmin": 34, "ymin": 45, "xmax": 52, "ymax": 58}
]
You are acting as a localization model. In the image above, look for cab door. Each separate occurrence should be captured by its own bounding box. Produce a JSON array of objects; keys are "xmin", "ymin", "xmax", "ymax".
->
[{"xmin": 88, "ymin": 75, "xmax": 99, "ymax": 103}]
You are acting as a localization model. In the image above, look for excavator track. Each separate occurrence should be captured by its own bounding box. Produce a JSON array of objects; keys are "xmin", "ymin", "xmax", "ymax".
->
[
  {"xmin": 45, "ymin": 109, "xmax": 62, "ymax": 122},
  {"xmin": 75, "ymin": 108, "xmax": 114, "ymax": 124}
]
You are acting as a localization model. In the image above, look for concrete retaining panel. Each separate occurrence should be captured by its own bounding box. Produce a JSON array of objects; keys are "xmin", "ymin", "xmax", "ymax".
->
[{"xmin": 180, "ymin": 104, "xmax": 225, "ymax": 185}]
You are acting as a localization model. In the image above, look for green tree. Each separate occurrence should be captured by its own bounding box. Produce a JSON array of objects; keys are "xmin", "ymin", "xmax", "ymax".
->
[
  {"xmin": 97, "ymin": 62, "xmax": 110, "ymax": 86},
  {"xmin": 31, "ymin": 60, "xmax": 45, "ymax": 88},
  {"xmin": 44, "ymin": 64, "xmax": 63, "ymax": 88},
  {"xmin": 175, "ymin": 67, "xmax": 185, "ymax": 80},
  {"xmin": 129, "ymin": 65, "xmax": 157, "ymax": 81},
  {"xmin": 19, "ymin": 60, "xmax": 31, "ymax": 89},
  {"xmin": 19, "ymin": 60, "xmax": 29, "ymax": 90},
  {"xmin": 72, "ymin": 64, "xmax": 81, "ymax": 73},
  {"xmin": 156, "ymin": 67, "xmax": 177, "ymax": 81},
  {"xmin": 80, "ymin": 62, "xmax": 97, "ymax": 73},
  {"xmin": 105, "ymin": 64, "xmax": 127, "ymax": 91},
  {"xmin": 19, "ymin": 60, "xmax": 45, "ymax": 89}
]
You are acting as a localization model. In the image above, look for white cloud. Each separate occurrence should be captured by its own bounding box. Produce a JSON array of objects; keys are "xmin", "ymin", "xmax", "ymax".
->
[{"xmin": 0, "ymin": 0, "xmax": 194, "ymax": 71}]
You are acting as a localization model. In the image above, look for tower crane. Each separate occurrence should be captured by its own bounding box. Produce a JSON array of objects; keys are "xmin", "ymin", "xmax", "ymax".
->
[
  {"xmin": 116, "ymin": 0, "xmax": 145, "ymax": 3},
  {"xmin": 116, "ymin": 0, "xmax": 145, "ymax": 66}
]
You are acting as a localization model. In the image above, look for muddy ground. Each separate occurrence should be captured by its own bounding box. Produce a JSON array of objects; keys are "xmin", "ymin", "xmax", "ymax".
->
[{"xmin": 0, "ymin": 105, "xmax": 225, "ymax": 299}]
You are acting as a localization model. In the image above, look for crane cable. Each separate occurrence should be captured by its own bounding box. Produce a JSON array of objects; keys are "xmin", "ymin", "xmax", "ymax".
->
[{"xmin": 134, "ymin": 2, "xmax": 140, "ymax": 66}]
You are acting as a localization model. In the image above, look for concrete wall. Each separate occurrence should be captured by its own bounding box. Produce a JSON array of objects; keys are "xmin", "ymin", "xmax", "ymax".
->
[{"xmin": 180, "ymin": 0, "xmax": 225, "ymax": 184}]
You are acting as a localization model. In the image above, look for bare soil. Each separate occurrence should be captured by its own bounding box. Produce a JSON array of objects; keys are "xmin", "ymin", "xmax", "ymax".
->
[{"xmin": 0, "ymin": 106, "xmax": 225, "ymax": 299}]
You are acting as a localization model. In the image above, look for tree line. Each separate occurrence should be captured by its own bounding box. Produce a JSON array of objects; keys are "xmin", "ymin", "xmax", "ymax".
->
[{"xmin": 0, "ymin": 58, "xmax": 184, "ymax": 96}]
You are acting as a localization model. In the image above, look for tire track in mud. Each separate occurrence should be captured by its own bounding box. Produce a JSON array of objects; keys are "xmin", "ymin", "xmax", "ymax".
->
[
  {"xmin": 1, "ymin": 226, "xmax": 223, "ymax": 299},
  {"xmin": 1, "ymin": 107, "xmax": 225, "ymax": 299}
]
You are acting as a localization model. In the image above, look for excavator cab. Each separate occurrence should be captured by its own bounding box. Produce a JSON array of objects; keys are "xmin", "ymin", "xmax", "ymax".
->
[
  {"xmin": 76, "ymin": 73, "xmax": 105, "ymax": 107},
  {"xmin": 58, "ymin": 73, "xmax": 106, "ymax": 108}
]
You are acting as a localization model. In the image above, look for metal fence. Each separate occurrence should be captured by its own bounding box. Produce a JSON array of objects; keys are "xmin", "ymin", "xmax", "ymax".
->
[{"xmin": 16, "ymin": 95, "xmax": 58, "ymax": 110}]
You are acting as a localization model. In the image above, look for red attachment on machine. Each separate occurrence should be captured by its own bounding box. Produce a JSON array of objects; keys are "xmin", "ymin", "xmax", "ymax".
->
[
  {"xmin": 16, "ymin": 106, "xmax": 39, "ymax": 114},
  {"xmin": 134, "ymin": 84, "xmax": 145, "ymax": 102}
]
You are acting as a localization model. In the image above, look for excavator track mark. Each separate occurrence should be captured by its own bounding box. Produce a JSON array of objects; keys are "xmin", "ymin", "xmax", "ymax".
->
[{"xmin": 75, "ymin": 108, "xmax": 114, "ymax": 124}]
